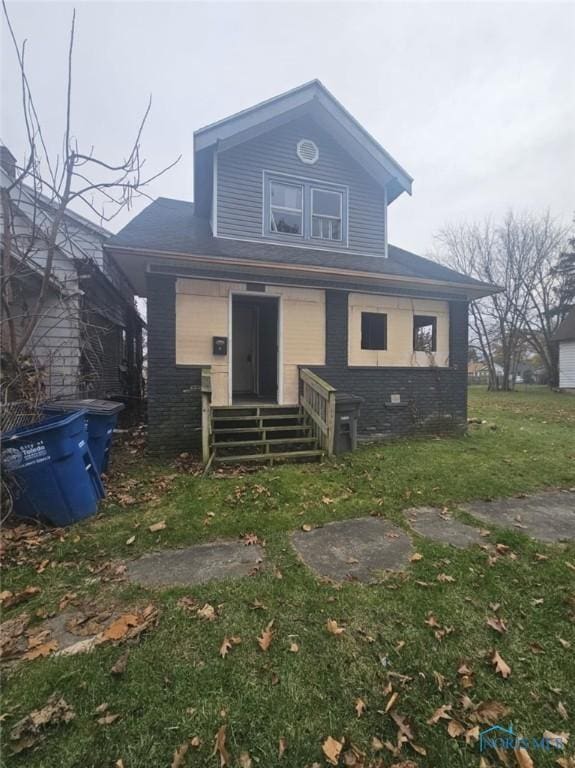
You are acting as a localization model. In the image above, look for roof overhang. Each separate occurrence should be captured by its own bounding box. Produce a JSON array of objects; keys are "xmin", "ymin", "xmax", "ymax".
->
[
  {"xmin": 193, "ymin": 80, "xmax": 413, "ymax": 205},
  {"xmin": 107, "ymin": 244, "xmax": 500, "ymax": 302}
]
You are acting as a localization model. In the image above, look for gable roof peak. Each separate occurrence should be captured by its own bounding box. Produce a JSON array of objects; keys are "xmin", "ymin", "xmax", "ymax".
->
[{"xmin": 193, "ymin": 79, "xmax": 413, "ymax": 204}]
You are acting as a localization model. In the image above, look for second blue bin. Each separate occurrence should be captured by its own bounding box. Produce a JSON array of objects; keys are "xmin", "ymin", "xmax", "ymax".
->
[{"xmin": 42, "ymin": 399, "xmax": 124, "ymax": 475}]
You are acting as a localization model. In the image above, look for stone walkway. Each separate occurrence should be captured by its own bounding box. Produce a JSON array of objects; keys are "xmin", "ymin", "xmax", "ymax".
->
[
  {"xmin": 460, "ymin": 489, "xmax": 575, "ymax": 543},
  {"xmin": 291, "ymin": 517, "xmax": 413, "ymax": 583},
  {"xmin": 124, "ymin": 490, "xmax": 574, "ymax": 588},
  {"xmin": 405, "ymin": 506, "xmax": 485, "ymax": 548},
  {"xmin": 127, "ymin": 541, "xmax": 264, "ymax": 587}
]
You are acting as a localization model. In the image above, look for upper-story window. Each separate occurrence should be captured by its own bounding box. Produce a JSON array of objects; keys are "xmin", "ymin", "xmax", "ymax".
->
[
  {"xmin": 264, "ymin": 172, "xmax": 347, "ymax": 245},
  {"xmin": 270, "ymin": 181, "xmax": 303, "ymax": 235},
  {"xmin": 311, "ymin": 188, "xmax": 342, "ymax": 241}
]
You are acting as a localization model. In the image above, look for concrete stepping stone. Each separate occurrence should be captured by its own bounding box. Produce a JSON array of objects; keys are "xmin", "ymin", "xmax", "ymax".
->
[
  {"xmin": 405, "ymin": 506, "xmax": 485, "ymax": 548},
  {"xmin": 127, "ymin": 541, "xmax": 264, "ymax": 587},
  {"xmin": 460, "ymin": 490, "xmax": 575, "ymax": 543},
  {"xmin": 291, "ymin": 517, "xmax": 412, "ymax": 583}
]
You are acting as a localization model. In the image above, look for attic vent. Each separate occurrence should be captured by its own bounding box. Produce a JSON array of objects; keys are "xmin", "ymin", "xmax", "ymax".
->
[{"xmin": 296, "ymin": 139, "xmax": 319, "ymax": 165}]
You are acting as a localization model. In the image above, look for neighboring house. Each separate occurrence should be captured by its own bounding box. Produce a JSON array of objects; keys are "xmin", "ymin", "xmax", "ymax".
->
[
  {"xmin": 553, "ymin": 307, "xmax": 575, "ymax": 389},
  {"xmin": 0, "ymin": 146, "xmax": 144, "ymax": 407},
  {"xmin": 106, "ymin": 80, "xmax": 497, "ymax": 462}
]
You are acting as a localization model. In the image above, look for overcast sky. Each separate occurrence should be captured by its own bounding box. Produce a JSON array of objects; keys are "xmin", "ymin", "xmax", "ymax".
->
[{"xmin": 1, "ymin": 0, "xmax": 574, "ymax": 258}]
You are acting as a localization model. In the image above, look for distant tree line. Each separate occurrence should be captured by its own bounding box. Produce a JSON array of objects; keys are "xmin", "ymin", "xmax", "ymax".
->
[{"xmin": 436, "ymin": 212, "xmax": 575, "ymax": 390}]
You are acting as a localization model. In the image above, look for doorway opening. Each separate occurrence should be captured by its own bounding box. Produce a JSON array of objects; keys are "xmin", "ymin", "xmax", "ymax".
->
[{"xmin": 231, "ymin": 294, "xmax": 279, "ymax": 403}]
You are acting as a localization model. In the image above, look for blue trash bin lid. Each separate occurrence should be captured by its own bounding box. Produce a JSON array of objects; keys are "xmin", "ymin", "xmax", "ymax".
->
[
  {"xmin": 42, "ymin": 399, "xmax": 124, "ymax": 416},
  {"xmin": 3, "ymin": 409, "xmax": 88, "ymax": 441}
]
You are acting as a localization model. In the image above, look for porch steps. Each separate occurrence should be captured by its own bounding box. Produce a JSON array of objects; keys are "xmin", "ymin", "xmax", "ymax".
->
[
  {"xmin": 210, "ymin": 404, "xmax": 323, "ymax": 466},
  {"xmin": 214, "ymin": 449, "xmax": 324, "ymax": 465}
]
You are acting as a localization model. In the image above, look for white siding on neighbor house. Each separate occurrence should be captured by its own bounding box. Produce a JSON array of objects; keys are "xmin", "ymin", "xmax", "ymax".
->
[
  {"xmin": 348, "ymin": 293, "xmax": 450, "ymax": 368},
  {"xmin": 175, "ymin": 278, "xmax": 325, "ymax": 405},
  {"xmin": 559, "ymin": 341, "xmax": 575, "ymax": 388}
]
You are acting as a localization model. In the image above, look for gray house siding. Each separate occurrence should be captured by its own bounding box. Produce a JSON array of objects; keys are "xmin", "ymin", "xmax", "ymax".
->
[{"xmin": 217, "ymin": 115, "xmax": 386, "ymax": 254}]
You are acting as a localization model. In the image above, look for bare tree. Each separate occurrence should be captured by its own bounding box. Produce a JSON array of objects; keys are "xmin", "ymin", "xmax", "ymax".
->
[
  {"xmin": 436, "ymin": 212, "xmax": 568, "ymax": 390},
  {"xmin": 0, "ymin": 2, "xmax": 178, "ymax": 401}
]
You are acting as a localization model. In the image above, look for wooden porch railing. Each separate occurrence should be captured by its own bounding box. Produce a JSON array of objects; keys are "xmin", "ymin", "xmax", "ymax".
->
[
  {"xmin": 201, "ymin": 366, "xmax": 212, "ymax": 464},
  {"xmin": 299, "ymin": 368, "xmax": 336, "ymax": 456}
]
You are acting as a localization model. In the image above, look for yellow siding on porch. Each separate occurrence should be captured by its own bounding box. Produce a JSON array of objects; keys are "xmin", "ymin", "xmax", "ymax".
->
[
  {"xmin": 348, "ymin": 293, "xmax": 450, "ymax": 367},
  {"xmin": 174, "ymin": 278, "xmax": 325, "ymax": 405},
  {"xmin": 282, "ymin": 287, "xmax": 325, "ymax": 403}
]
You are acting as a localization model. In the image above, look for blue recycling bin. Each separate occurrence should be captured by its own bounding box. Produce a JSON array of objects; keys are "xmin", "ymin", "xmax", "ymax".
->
[
  {"xmin": 42, "ymin": 399, "xmax": 124, "ymax": 475},
  {"xmin": 1, "ymin": 410, "xmax": 104, "ymax": 526}
]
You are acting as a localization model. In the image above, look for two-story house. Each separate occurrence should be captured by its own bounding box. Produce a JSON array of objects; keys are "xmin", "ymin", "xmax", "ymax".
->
[{"xmin": 106, "ymin": 81, "xmax": 497, "ymax": 464}]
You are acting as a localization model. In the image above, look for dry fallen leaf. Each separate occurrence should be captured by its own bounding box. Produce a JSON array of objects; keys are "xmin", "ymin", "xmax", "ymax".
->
[
  {"xmin": 9, "ymin": 695, "xmax": 75, "ymax": 754},
  {"xmin": 436, "ymin": 573, "xmax": 455, "ymax": 583},
  {"xmin": 557, "ymin": 701, "xmax": 568, "ymax": 720},
  {"xmin": 322, "ymin": 736, "xmax": 343, "ymax": 765},
  {"xmin": 171, "ymin": 740, "xmax": 190, "ymax": 768},
  {"xmin": 289, "ymin": 642, "xmax": 299, "ymax": 653},
  {"xmin": 220, "ymin": 636, "xmax": 241, "ymax": 658},
  {"xmin": 543, "ymin": 730, "xmax": 569, "ymax": 748},
  {"xmin": 149, "ymin": 521, "xmax": 167, "ymax": 533},
  {"xmin": 491, "ymin": 649, "xmax": 512, "ymax": 679},
  {"xmin": 326, "ymin": 619, "xmax": 345, "ymax": 635},
  {"xmin": 197, "ymin": 603, "xmax": 217, "ymax": 621},
  {"xmin": 427, "ymin": 704, "xmax": 452, "ymax": 725},
  {"xmin": 23, "ymin": 640, "xmax": 58, "ymax": 661},
  {"xmin": 278, "ymin": 736, "xmax": 287, "ymax": 759},
  {"xmin": 111, "ymin": 651, "xmax": 129, "ymax": 675},
  {"xmin": 385, "ymin": 691, "xmax": 399, "ymax": 713},
  {"xmin": 0, "ymin": 586, "xmax": 41, "ymax": 609},
  {"xmin": 257, "ymin": 620, "xmax": 274, "ymax": 652},
  {"xmin": 125, "ymin": 535, "xmax": 136, "ymax": 545},
  {"xmin": 238, "ymin": 751, "xmax": 253, "ymax": 768},
  {"xmin": 213, "ymin": 725, "xmax": 231, "ymax": 767},
  {"xmin": 410, "ymin": 552, "xmax": 424, "ymax": 562},
  {"xmin": 301, "ymin": 524, "xmax": 313, "ymax": 532},
  {"xmin": 447, "ymin": 720, "xmax": 466, "ymax": 738},
  {"xmin": 514, "ymin": 746, "xmax": 534, "ymax": 768},
  {"xmin": 98, "ymin": 713, "xmax": 120, "ymax": 726},
  {"xmin": 101, "ymin": 614, "xmax": 140, "ymax": 642},
  {"xmin": 486, "ymin": 616, "xmax": 508, "ymax": 634},
  {"xmin": 355, "ymin": 697, "xmax": 367, "ymax": 718},
  {"xmin": 470, "ymin": 700, "xmax": 511, "ymax": 725}
]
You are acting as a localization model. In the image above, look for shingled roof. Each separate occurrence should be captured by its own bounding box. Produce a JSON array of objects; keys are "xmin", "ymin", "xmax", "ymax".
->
[{"xmin": 107, "ymin": 197, "xmax": 495, "ymax": 292}]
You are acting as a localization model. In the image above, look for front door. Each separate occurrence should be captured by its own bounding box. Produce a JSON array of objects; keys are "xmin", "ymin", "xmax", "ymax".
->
[
  {"xmin": 231, "ymin": 295, "xmax": 278, "ymax": 402},
  {"xmin": 232, "ymin": 302, "xmax": 258, "ymax": 395}
]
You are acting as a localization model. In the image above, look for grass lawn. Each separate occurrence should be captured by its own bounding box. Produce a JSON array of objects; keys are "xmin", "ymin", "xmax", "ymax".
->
[{"xmin": 2, "ymin": 387, "xmax": 574, "ymax": 767}]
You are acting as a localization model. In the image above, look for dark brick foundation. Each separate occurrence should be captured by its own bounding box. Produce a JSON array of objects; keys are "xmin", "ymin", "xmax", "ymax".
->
[
  {"xmin": 146, "ymin": 274, "xmax": 202, "ymax": 455},
  {"xmin": 309, "ymin": 291, "xmax": 468, "ymax": 439}
]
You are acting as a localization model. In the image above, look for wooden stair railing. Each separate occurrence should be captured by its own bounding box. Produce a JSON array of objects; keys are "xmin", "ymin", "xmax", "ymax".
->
[
  {"xmin": 201, "ymin": 366, "xmax": 213, "ymax": 465},
  {"xmin": 299, "ymin": 368, "xmax": 336, "ymax": 456}
]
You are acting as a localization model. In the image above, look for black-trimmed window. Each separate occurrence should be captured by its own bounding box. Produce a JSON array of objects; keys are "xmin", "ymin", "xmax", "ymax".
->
[
  {"xmin": 413, "ymin": 315, "xmax": 437, "ymax": 352},
  {"xmin": 361, "ymin": 312, "xmax": 387, "ymax": 350}
]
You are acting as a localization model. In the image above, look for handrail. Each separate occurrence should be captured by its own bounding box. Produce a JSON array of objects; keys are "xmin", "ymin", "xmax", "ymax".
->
[
  {"xmin": 299, "ymin": 368, "xmax": 336, "ymax": 456},
  {"xmin": 201, "ymin": 366, "xmax": 212, "ymax": 464}
]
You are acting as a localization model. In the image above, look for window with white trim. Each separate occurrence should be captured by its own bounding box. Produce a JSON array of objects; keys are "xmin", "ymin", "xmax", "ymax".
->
[
  {"xmin": 264, "ymin": 172, "xmax": 347, "ymax": 244},
  {"xmin": 270, "ymin": 181, "xmax": 303, "ymax": 235},
  {"xmin": 312, "ymin": 188, "xmax": 342, "ymax": 241}
]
